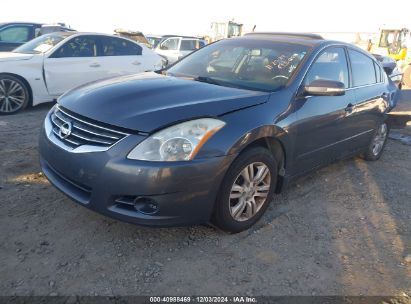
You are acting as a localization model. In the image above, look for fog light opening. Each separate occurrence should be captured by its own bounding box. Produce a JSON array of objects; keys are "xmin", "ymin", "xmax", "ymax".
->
[{"xmin": 133, "ymin": 197, "xmax": 159, "ymax": 215}]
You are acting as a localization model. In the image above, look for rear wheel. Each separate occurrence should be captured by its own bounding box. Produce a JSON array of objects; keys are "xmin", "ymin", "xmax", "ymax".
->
[
  {"xmin": 212, "ymin": 147, "xmax": 277, "ymax": 233},
  {"xmin": 363, "ymin": 122, "xmax": 389, "ymax": 161},
  {"xmin": 0, "ymin": 75, "xmax": 30, "ymax": 115}
]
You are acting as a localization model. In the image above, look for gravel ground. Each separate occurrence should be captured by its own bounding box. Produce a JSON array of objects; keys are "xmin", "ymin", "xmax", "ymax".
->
[{"xmin": 0, "ymin": 93, "xmax": 410, "ymax": 297}]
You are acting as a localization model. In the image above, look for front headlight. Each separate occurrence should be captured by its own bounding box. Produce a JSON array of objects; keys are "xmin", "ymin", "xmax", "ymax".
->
[{"xmin": 127, "ymin": 118, "xmax": 226, "ymax": 161}]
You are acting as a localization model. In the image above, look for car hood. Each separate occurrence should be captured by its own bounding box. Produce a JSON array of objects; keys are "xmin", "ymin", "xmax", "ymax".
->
[
  {"xmin": 0, "ymin": 52, "xmax": 34, "ymax": 62},
  {"xmin": 59, "ymin": 72, "xmax": 270, "ymax": 133}
]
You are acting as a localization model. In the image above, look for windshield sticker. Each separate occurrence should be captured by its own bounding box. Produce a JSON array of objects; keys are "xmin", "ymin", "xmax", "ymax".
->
[
  {"xmin": 265, "ymin": 53, "xmax": 301, "ymax": 71},
  {"xmin": 33, "ymin": 44, "xmax": 53, "ymax": 53},
  {"xmin": 288, "ymin": 64, "xmax": 297, "ymax": 73}
]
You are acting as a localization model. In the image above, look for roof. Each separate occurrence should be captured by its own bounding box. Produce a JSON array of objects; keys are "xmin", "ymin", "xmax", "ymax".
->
[
  {"xmin": 53, "ymin": 32, "xmax": 128, "ymax": 38},
  {"xmin": 162, "ymin": 35, "xmax": 201, "ymax": 39},
  {"xmin": 239, "ymin": 32, "xmax": 332, "ymax": 47},
  {"xmin": 0, "ymin": 22, "xmax": 43, "ymax": 27},
  {"xmin": 245, "ymin": 32, "xmax": 324, "ymax": 40},
  {"xmin": 51, "ymin": 32, "xmax": 150, "ymax": 45}
]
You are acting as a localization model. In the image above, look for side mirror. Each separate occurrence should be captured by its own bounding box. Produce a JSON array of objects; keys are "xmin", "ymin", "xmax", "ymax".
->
[
  {"xmin": 304, "ymin": 79, "xmax": 345, "ymax": 96},
  {"xmin": 383, "ymin": 66, "xmax": 395, "ymax": 75},
  {"xmin": 382, "ymin": 62, "xmax": 396, "ymax": 75}
]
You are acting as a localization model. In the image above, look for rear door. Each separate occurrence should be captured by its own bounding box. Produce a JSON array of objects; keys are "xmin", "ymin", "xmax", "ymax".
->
[
  {"xmin": 179, "ymin": 39, "xmax": 200, "ymax": 59},
  {"xmin": 293, "ymin": 47, "xmax": 356, "ymax": 173},
  {"xmin": 347, "ymin": 48, "xmax": 390, "ymax": 147},
  {"xmin": 44, "ymin": 35, "xmax": 104, "ymax": 96},
  {"xmin": 98, "ymin": 36, "xmax": 150, "ymax": 75}
]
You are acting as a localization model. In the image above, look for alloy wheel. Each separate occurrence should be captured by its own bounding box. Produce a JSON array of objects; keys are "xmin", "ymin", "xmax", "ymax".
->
[
  {"xmin": 0, "ymin": 79, "xmax": 27, "ymax": 113},
  {"xmin": 372, "ymin": 123, "xmax": 388, "ymax": 156},
  {"xmin": 229, "ymin": 162, "xmax": 271, "ymax": 222}
]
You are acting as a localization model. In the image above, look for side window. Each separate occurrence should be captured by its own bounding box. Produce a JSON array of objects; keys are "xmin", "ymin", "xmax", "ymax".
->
[
  {"xmin": 348, "ymin": 49, "xmax": 377, "ymax": 86},
  {"xmin": 101, "ymin": 37, "xmax": 142, "ymax": 56},
  {"xmin": 305, "ymin": 47, "xmax": 349, "ymax": 88},
  {"xmin": 199, "ymin": 41, "xmax": 206, "ymax": 48},
  {"xmin": 52, "ymin": 36, "xmax": 98, "ymax": 58},
  {"xmin": 0, "ymin": 26, "xmax": 31, "ymax": 43},
  {"xmin": 159, "ymin": 38, "xmax": 179, "ymax": 51},
  {"xmin": 180, "ymin": 40, "xmax": 197, "ymax": 51}
]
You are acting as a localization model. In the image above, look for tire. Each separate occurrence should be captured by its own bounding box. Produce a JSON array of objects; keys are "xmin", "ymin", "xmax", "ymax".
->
[
  {"xmin": 212, "ymin": 147, "xmax": 278, "ymax": 233},
  {"xmin": 403, "ymin": 65, "xmax": 411, "ymax": 88},
  {"xmin": 0, "ymin": 75, "xmax": 30, "ymax": 115},
  {"xmin": 363, "ymin": 122, "xmax": 389, "ymax": 161}
]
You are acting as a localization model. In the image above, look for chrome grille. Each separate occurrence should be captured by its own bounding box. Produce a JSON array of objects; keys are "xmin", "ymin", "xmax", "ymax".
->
[{"xmin": 50, "ymin": 106, "xmax": 128, "ymax": 149}]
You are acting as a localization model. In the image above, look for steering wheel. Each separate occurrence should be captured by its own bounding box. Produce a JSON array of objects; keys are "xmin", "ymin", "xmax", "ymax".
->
[{"xmin": 272, "ymin": 75, "xmax": 289, "ymax": 81}]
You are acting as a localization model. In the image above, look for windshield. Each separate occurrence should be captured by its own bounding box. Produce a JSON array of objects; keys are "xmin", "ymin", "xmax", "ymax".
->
[
  {"xmin": 166, "ymin": 39, "xmax": 310, "ymax": 92},
  {"xmin": 13, "ymin": 34, "xmax": 66, "ymax": 54},
  {"xmin": 379, "ymin": 30, "xmax": 402, "ymax": 48}
]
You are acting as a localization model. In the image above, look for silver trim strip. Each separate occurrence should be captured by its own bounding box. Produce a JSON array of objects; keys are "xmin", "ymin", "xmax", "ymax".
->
[
  {"xmin": 69, "ymin": 131, "xmax": 113, "ymax": 145},
  {"xmin": 71, "ymin": 123, "xmax": 120, "ymax": 140},
  {"xmin": 345, "ymin": 83, "xmax": 383, "ymax": 91}
]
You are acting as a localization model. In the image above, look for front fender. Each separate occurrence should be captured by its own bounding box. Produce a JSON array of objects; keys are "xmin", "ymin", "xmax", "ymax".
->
[
  {"xmin": 225, "ymin": 124, "xmax": 288, "ymax": 156},
  {"xmin": 0, "ymin": 55, "xmax": 50, "ymax": 105},
  {"xmin": 195, "ymin": 100, "xmax": 295, "ymax": 168}
]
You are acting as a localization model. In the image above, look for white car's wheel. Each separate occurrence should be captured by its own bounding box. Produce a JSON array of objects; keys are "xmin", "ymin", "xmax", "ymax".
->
[{"xmin": 0, "ymin": 75, "xmax": 30, "ymax": 115}]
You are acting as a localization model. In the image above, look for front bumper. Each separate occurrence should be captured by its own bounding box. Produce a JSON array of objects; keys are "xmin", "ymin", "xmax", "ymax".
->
[{"xmin": 38, "ymin": 116, "xmax": 235, "ymax": 227}]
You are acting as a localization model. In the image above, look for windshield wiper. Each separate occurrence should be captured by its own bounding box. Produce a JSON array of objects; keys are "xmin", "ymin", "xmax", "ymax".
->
[
  {"xmin": 193, "ymin": 76, "xmax": 224, "ymax": 86},
  {"xmin": 194, "ymin": 76, "xmax": 271, "ymax": 92}
]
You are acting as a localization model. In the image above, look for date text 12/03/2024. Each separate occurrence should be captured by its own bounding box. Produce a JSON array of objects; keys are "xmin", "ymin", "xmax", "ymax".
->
[{"xmin": 149, "ymin": 296, "xmax": 257, "ymax": 303}]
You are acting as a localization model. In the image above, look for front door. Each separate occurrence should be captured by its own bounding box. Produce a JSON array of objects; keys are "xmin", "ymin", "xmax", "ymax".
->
[
  {"xmin": 293, "ymin": 47, "xmax": 356, "ymax": 174},
  {"xmin": 155, "ymin": 37, "xmax": 181, "ymax": 64},
  {"xmin": 44, "ymin": 35, "xmax": 105, "ymax": 96}
]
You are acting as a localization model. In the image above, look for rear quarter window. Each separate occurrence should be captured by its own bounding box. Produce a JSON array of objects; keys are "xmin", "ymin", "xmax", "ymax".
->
[{"xmin": 373, "ymin": 61, "xmax": 382, "ymax": 82}]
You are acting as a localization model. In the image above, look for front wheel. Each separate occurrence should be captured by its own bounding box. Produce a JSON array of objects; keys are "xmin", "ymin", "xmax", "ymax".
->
[
  {"xmin": 0, "ymin": 75, "xmax": 30, "ymax": 115},
  {"xmin": 212, "ymin": 147, "xmax": 277, "ymax": 233},
  {"xmin": 363, "ymin": 122, "xmax": 389, "ymax": 161}
]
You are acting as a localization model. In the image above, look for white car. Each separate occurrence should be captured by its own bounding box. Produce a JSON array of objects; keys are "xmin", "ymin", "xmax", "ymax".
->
[
  {"xmin": 0, "ymin": 32, "xmax": 165, "ymax": 114},
  {"xmin": 155, "ymin": 36, "xmax": 206, "ymax": 65}
]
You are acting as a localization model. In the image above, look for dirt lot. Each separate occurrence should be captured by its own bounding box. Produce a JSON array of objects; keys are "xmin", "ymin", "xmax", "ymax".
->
[{"xmin": 1, "ymin": 92, "xmax": 411, "ymax": 298}]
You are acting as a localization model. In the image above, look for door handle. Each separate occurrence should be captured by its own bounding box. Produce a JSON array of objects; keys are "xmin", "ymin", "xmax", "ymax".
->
[
  {"xmin": 89, "ymin": 62, "xmax": 100, "ymax": 67},
  {"xmin": 345, "ymin": 103, "xmax": 354, "ymax": 113},
  {"xmin": 132, "ymin": 61, "xmax": 141, "ymax": 66}
]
